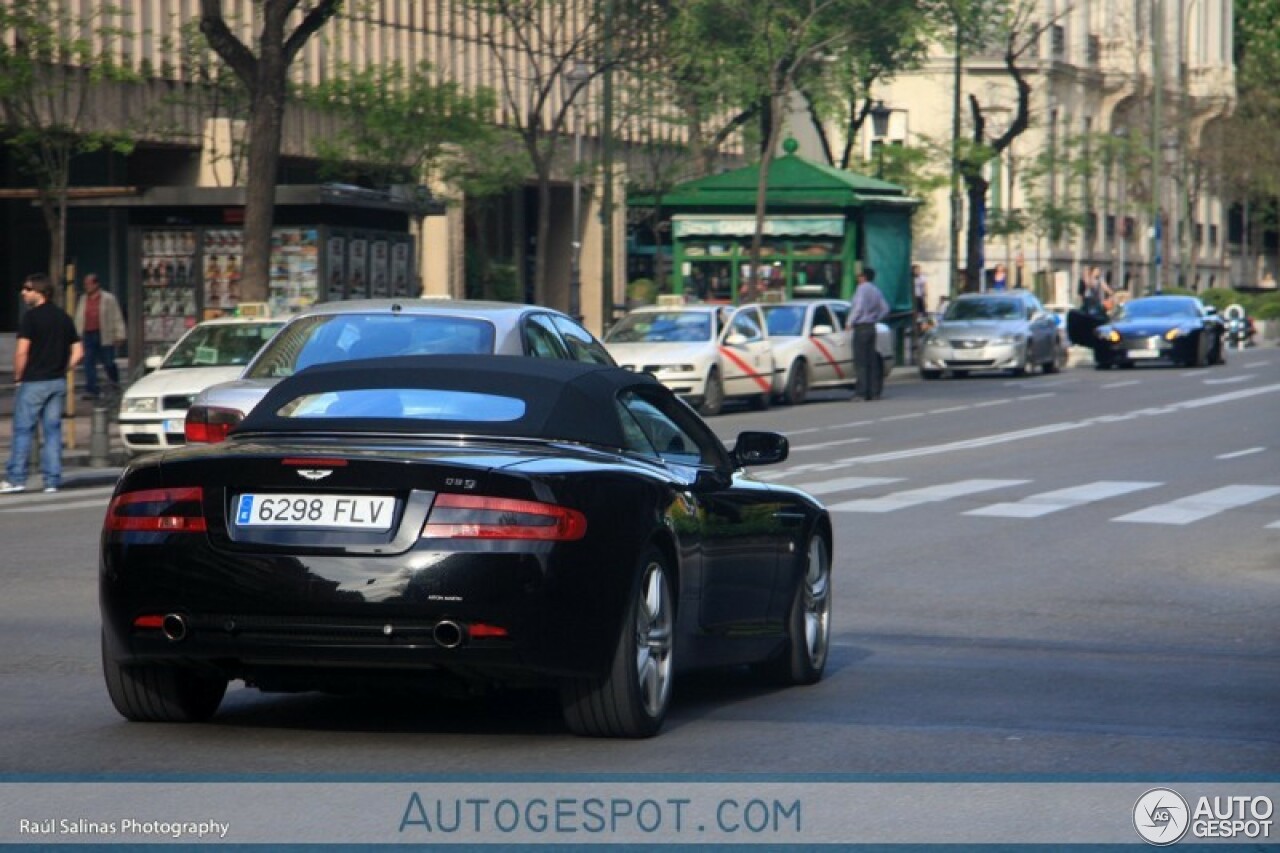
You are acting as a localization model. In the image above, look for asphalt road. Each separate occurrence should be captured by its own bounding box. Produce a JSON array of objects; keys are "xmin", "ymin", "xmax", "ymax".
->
[{"xmin": 1, "ymin": 351, "xmax": 1277, "ymax": 776}]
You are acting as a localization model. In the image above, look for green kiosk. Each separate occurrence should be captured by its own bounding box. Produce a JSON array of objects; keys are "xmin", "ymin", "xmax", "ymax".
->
[{"xmin": 630, "ymin": 139, "xmax": 918, "ymax": 319}]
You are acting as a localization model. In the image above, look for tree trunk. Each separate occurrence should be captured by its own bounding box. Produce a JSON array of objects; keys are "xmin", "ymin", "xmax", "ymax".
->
[
  {"xmin": 534, "ymin": 163, "xmax": 554, "ymax": 308},
  {"xmin": 964, "ymin": 174, "xmax": 990, "ymax": 292}
]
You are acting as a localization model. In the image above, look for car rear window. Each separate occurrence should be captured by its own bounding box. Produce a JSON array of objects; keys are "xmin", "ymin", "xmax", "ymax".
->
[
  {"xmin": 277, "ymin": 389, "xmax": 526, "ymax": 422},
  {"xmin": 246, "ymin": 314, "xmax": 497, "ymax": 378},
  {"xmin": 164, "ymin": 322, "xmax": 285, "ymax": 368}
]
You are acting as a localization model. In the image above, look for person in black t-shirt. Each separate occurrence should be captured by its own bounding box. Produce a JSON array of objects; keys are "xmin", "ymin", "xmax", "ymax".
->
[{"xmin": 2, "ymin": 274, "xmax": 83, "ymax": 494}]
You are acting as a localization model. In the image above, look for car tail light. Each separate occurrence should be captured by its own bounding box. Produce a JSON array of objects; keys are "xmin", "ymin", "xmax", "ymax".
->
[
  {"xmin": 184, "ymin": 405, "xmax": 244, "ymax": 444},
  {"xmin": 106, "ymin": 487, "xmax": 207, "ymax": 533},
  {"xmin": 422, "ymin": 494, "xmax": 587, "ymax": 541}
]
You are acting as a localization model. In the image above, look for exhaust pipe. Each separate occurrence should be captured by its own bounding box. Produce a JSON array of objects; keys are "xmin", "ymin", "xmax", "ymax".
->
[
  {"xmin": 432, "ymin": 620, "xmax": 464, "ymax": 649},
  {"xmin": 161, "ymin": 613, "xmax": 188, "ymax": 643}
]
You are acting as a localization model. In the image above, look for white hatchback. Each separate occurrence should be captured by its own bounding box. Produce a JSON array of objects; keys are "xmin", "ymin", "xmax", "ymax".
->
[
  {"xmin": 756, "ymin": 299, "xmax": 896, "ymax": 404},
  {"xmin": 118, "ymin": 316, "xmax": 284, "ymax": 455},
  {"xmin": 604, "ymin": 304, "xmax": 777, "ymax": 415}
]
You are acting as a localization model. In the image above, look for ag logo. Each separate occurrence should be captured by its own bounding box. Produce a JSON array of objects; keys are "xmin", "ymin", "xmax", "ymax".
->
[
  {"xmin": 1134, "ymin": 788, "xmax": 1190, "ymax": 845},
  {"xmin": 297, "ymin": 469, "xmax": 333, "ymax": 481}
]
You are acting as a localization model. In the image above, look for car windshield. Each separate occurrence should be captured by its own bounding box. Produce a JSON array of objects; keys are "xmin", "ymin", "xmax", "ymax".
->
[
  {"xmin": 945, "ymin": 298, "xmax": 1023, "ymax": 321},
  {"xmin": 606, "ymin": 311, "xmax": 713, "ymax": 343},
  {"xmin": 163, "ymin": 322, "xmax": 284, "ymax": 369},
  {"xmin": 761, "ymin": 305, "xmax": 807, "ymax": 337},
  {"xmin": 245, "ymin": 314, "xmax": 496, "ymax": 379},
  {"xmin": 1115, "ymin": 299, "xmax": 1197, "ymax": 320}
]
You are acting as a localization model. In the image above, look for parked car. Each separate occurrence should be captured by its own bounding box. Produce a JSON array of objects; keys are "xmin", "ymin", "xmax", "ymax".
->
[
  {"xmin": 756, "ymin": 299, "xmax": 895, "ymax": 404},
  {"xmin": 603, "ymin": 304, "xmax": 776, "ymax": 415},
  {"xmin": 118, "ymin": 315, "xmax": 285, "ymax": 455},
  {"xmin": 918, "ymin": 289, "xmax": 1064, "ymax": 379},
  {"xmin": 100, "ymin": 356, "xmax": 832, "ymax": 738},
  {"xmin": 185, "ymin": 299, "xmax": 615, "ymax": 444},
  {"xmin": 1092, "ymin": 294, "xmax": 1226, "ymax": 369}
]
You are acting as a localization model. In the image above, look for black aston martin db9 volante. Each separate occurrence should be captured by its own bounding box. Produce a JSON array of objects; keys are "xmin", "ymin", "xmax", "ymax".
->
[
  {"xmin": 1091, "ymin": 294, "xmax": 1226, "ymax": 369},
  {"xmin": 100, "ymin": 356, "xmax": 832, "ymax": 738}
]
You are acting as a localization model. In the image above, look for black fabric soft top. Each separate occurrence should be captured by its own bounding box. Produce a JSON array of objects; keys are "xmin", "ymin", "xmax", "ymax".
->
[{"xmin": 233, "ymin": 354, "xmax": 664, "ymax": 448}]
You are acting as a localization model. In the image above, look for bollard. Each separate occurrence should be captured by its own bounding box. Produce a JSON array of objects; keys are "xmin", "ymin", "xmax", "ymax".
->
[{"xmin": 89, "ymin": 405, "xmax": 111, "ymax": 467}]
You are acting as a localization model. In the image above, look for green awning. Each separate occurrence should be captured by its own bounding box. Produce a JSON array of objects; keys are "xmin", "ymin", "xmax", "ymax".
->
[{"xmin": 673, "ymin": 215, "xmax": 845, "ymax": 238}]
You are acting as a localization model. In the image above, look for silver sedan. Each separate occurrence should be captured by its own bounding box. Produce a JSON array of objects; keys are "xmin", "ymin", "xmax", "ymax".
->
[{"xmin": 918, "ymin": 290, "xmax": 1064, "ymax": 379}]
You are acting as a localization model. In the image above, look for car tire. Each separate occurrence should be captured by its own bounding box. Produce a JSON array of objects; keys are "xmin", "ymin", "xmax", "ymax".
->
[
  {"xmin": 1042, "ymin": 341, "xmax": 1060, "ymax": 374},
  {"xmin": 560, "ymin": 547, "xmax": 674, "ymax": 738},
  {"xmin": 756, "ymin": 533, "xmax": 831, "ymax": 686},
  {"xmin": 102, "ymin": 631, "xmax": 226, "ymax": 722},
  {"xmin": 781, "ymin": 360, "xmax": 809, "ymax": 405},
  {"xmin": 750, "ymin": 384, "xmax": 772, "ymax": 410},
  {"xmin": 919, "ymin": 368, "xmax": 942, "ymax": 381},
  {"xmin": 1213, "ymin": 339, "xmax": 1227, "ymax": 365},
  {"xmin": 697, "ymin": 369, "xmax": 724, "ymax": 417}
]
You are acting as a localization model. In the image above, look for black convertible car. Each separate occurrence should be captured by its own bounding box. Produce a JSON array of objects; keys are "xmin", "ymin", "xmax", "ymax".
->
[
  {"xmin": 100, "ymin": 356, "xmax": 832, "ymax": 738},
  {"xmin": 1088, "ymin": 295, "xmax": 1226, "ymax": 369}
]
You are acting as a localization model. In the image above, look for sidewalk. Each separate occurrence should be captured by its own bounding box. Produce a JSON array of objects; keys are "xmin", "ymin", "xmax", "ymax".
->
[{"xmin": 1, "ymin": 332, "xmax": 129, "ymax": 489}]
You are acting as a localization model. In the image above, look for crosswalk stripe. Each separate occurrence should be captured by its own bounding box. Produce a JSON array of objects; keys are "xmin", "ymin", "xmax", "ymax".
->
[
  {"xmin": 964, "ymin": 481, "xmax": 1162, "ymax": 518},
  {"xmin": 829, "ymin": 479, "xmax": 1027, "ymax": 513},
  {"xmin": 1112, "ymin": 485, "xmax": 1280, "ymax": 525},
  {"xmin": 791, "ymin": 475, "xmax": 903, "ymax": 496}
]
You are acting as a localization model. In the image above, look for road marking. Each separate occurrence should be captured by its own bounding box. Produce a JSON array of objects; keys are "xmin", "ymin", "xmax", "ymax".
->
[
  {"xmin": 964, "ymin": 481, "xmax": 1162, "ymax": 518},
  {"xmin": 829, "ymin": 479, "xmax": 1027, "ymax": 513},
  {"xmin": 1204, "ymin": 375, "xmax": 1253, "ymax": 385},
  {"xmin": 790, "ymin": 436, "xmax": 871, "ymax": 452},
  {"xmin": 1112, "ymin": 485, "xmax": 1280, "ymax": 525},
  {"xmin": 972, "ymin": 398, "xmax": 1012, "ymax": 408},
  {"xmin": 927, "ymin": 405, "xmax": 971, "ymax": 414},
  {"xmin": 880, "ymin": 412, "xmax": 926, "ymax": 422},
  {"xmin": 791, "ymin": 475, "xmax": 903, "ymax": 496},
  {"xmin": 0, "ymin": 498, "xmax": 108, "ymax": 514},
  {"xmin": 0, "ymin": 486, "xmax": 114, "ymax": 508},
  {"xmin": 1216, "ymin": 447, "xmax": 1266, "ymax": 460},
  {"xmin": 1016, "ymin": 393, "xmax": 1055, "ymax": 401},
  {"xmin": 1242, "ymin": 360, "xmax": 1269, "ymax": 369},
  {"xmin": 1102, "ymin": 380, "xmax": 1141, "ymax": 389}
]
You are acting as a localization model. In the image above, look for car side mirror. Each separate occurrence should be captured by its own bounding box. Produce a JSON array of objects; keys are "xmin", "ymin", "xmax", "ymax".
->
[
  {"xmin": 731, "ymin": 431, "xmax": 789, "ymax": 467},
  {"xmin": 724, "ymin": 332, "xmax": 748, "ymax": 347},
  {"xmin": 811, "ymin": 324, "xmax": 834, "ymax": 335},
  {"xmin": 143, "ymin": 355, "xmax": 163, "ymax": 372}
]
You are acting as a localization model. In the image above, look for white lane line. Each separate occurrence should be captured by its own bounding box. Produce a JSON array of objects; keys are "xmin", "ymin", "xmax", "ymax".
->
[
  {"xmin": 1113, "ymin": 485, "xmax": 1280, "ymax": 525},
  {"xmin": 965, "ymin": 481, "xmax": 1162, "ymax": 518},
  {"xmin": 790, "ymin": 475, "xmax": 903, "ymax": 496},
  {"xmin": 1016, "ymin": 393, "xmax": 1056, "ymax": 401},
  {"xmin": 830, "ymin": 479, "xmax": 1027, "ymax": 513},
  {"xmin": 1268, "ymin": 520, "xmax": 1280, "ymax": 529},
  {"xmin": 928, "ymin": 405, "xmax": 971, "ymax": 414},
  {"xmin": 790, "ymin": 436, "xmax": 871, "ymax": 452},
  {"xmin": 1, "ymin": 498, "xmax": 108, "ymax": 514},
  {"xmin": 880, "ymin": 412, "xmax": 926, "ymax": 422},
  {"xmin": 972, "ymin": 399, "xmax": 1012, "ymax": 408},
  {"xmin": 1216, "ymin": 447, "xmax": 1266, "ymax": 460},
  {"xmin": 1204, "ymin": 375, "xmax": 1253, "ymax": 385},
  {"xmin": 1242, "ymin": 361, "xmax": 1269, "ymax": 369},
  {"xmin": 1102, "ymin": 380, "xmax": 1141, "ymax": 389}
]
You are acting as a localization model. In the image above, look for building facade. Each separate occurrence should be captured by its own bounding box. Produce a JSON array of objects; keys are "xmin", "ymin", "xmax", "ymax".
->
[{"xmin": 865, "ymin": 0, "xmax": 1236, "ymax": 309}]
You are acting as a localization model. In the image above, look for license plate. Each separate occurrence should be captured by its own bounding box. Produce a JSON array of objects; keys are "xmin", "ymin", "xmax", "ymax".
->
[
  {"xmin": 164, "ymin": 418, "xmax": 184, "ymax": 432},
  {"xmin": 235, "ymin": 493, "xmax": 395, "ymax": 530},
  {"xmin": 1127, "ymin": 349, "xmax": 1159, "ymax": 359}
]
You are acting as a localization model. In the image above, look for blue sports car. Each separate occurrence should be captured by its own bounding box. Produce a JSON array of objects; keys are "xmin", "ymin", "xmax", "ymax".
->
[{"xmin": 1091, "ymin": 295, "xmax": 1226, "ymax": 369}]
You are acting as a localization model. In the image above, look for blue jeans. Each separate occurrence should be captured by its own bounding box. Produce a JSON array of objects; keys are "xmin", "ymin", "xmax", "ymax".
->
[
  {"xmin": 5, "ymin": 378, "xmax": 67, "ymax": 488},
  {"xmin": 82, "ymin": 330, "xmax": 119, "ymax": 395}
]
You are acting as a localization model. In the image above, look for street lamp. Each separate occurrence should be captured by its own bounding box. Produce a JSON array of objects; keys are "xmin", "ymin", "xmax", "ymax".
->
[
  {"xmin": 1160, "ymin": 136, "xmax": 1180, "ymax": 292},
  {"xmin": 869, "ymin": 100, "xmax": 892, "ymax": 178},
  {"xmin": 561, "ymin": 60, "xmax": 592, "ymax": 320},
  {"xmin": 1112, "ymin": 126, "xmax": 1128, "ymax": 293}
]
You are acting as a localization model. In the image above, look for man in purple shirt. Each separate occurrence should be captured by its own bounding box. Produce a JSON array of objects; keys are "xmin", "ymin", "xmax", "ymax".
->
[{"xmin": 850, "ymin": 267, "xmax": 890, "ymax": 401}]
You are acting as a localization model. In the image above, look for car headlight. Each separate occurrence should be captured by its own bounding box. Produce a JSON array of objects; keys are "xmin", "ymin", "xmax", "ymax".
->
[
  {"xmin": 120, "ymin": 396, "xmax": 159, "ymax": 414},
  {"xmin": 1097, "ymin": 329, "xmax": 1120, "ymax": 343},
  {"xmin": 1164, "ymin": 328, "xmax": 1185, "ymax": 340},
  {"xmin": 923, "ymin": 333, "xmax": 943, "ymax": 346}
]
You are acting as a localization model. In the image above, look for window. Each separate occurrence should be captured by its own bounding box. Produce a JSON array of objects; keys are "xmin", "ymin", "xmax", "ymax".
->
[
  {"xmin": 618, "ymin": 392, "xmax": 704, "ymax": 466},
  {"xmin": 812, "ymin": 305, "xmax": 839, "ymax": 334},
  {"xmin": 551, "ymin": 315, "xmax": 614, "ymax": 364},
  {"xmin": 278, "ymin": 389, "xmax": 526, "ymax": 422},
  {"xmin": 523, "ymin": 314, "xmax": 570, "ymax": 359},
  {"xmin": 728, "ymin": 309, "xmax": 765, "ymax": 342}
]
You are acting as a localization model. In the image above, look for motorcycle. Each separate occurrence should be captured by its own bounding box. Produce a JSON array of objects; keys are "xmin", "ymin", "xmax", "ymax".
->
[{"xmin": 1223, "ymin": 305, "xmax": 1255, "ymax": 350}]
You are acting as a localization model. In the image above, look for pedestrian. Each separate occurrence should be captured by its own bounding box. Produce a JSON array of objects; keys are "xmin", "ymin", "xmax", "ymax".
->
[
  {"xmin": 990, "ymin": 263, "xmax": 1009, "ymax": 291},
  {"xmin": 72, "ymin": 271, "xmax": 126, "ymax": 400},
  {"xmin": 1, "ymin": 273, "xmax": 83, "ymax": 494},
  {"xmin": 1080, "ymin": 267, "xmax": 1113, "ymax": 317},
  {"xmin": 850, "ymin": 267, "xmax": 890, "ymax": 401},
  {"xmin": 912, "ymin": 264, "xmax": 928, "ymax": 315}
]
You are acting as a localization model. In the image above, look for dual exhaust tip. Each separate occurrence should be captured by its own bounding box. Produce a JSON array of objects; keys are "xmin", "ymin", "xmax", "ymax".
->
[{"xmin": 158, "ymin": 613, "xmax": 466, "ymax": 649}]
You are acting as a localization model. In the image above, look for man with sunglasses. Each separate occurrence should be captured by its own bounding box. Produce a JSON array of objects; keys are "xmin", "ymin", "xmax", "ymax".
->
[{"xmin": 2, "ymin": 274, "xmax": 83, "ymax": 494}]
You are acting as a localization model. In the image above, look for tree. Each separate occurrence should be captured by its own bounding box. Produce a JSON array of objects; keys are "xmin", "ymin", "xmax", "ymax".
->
[
  {"xmin": 199, "ymin": 0, "xmax": 341, "ymax": 302},
  {"xmin": 952, "ymin": 0, "xmax": 1063, "ymax": 292},
  {"xmin": 0, "ymin": 0, "xmax": 140, "ymax": 297},
  {"xmin": 464, "ymin": 0, "xmax": 660, "ymax": 312}
]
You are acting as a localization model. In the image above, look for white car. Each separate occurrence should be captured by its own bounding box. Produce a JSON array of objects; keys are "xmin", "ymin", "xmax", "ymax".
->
[
  {"xmin": 118, "ymin": 316, "xmax": 285, "ymax": 454},
  {"xmin": 756, "ymin": 299, "xmax": 896, "ymax": 404},
  {"xmin": 604, "ymin": 304, "xmax": 777, "ymax": 415}
]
